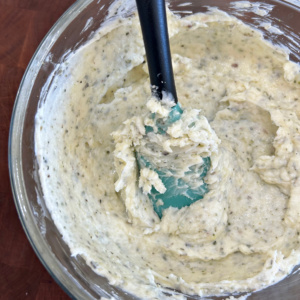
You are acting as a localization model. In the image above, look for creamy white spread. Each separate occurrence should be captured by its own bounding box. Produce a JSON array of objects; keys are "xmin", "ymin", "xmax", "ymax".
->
[{"xmin": 35, "ymin": 5, "xmax": 300, "ymax": 299}]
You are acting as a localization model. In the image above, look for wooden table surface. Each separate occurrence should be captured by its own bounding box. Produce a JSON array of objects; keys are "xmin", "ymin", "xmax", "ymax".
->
[{"xmin": 0, "ymin": 1, "xmax": 75, "ymax": 299}]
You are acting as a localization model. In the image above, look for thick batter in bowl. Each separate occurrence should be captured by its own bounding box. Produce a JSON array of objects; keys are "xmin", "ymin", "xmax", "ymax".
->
[{"xmin": 9, "ymin": 0, "xmax": 300, "ymax": 299}]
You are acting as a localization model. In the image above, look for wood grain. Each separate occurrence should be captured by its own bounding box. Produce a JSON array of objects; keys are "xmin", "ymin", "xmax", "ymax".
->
[{"xmin": 0, "ymin": 1, "xmax": 74, "ymax": 299}]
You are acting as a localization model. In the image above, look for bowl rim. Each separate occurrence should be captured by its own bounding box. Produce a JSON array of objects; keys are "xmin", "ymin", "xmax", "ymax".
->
[
  {"xmin": 8, "ymin": 0, "xmax": 95, "ymax": 299},
  {"xmin": 8, "ymin": 0, "xmax": 300, "ymax": 299}
]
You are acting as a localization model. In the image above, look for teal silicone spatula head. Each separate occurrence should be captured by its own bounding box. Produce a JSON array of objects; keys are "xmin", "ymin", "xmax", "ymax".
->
[
  {"xmin": 135, "ymin": 0, "xmax": 211, "ymax": 218},
  {"xmin": 136, "ymin": 151, "xmax": 211, "ymax": 218}
]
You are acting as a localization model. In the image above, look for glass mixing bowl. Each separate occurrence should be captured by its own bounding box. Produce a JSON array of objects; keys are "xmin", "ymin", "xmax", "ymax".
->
[{"xmin": 8, "ymin": 0, "xmax": 300, "ymax": 299}]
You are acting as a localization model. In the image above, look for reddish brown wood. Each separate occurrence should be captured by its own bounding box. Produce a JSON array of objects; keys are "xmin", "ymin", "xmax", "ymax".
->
[{"xmin": 0, "ymin": 1, "xmax": 75, "ymax": 299}]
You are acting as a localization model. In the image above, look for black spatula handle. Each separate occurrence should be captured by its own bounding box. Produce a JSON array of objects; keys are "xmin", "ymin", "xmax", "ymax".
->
[{"xmin": 136, "ymin": 0, "xmax": 178, "ymax": 103}]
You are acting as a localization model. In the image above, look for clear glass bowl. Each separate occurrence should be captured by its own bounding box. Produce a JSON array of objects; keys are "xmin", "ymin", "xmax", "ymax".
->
[{"xmin": 8, "ymin": 0, "xmax": 300, "ymax": 299}]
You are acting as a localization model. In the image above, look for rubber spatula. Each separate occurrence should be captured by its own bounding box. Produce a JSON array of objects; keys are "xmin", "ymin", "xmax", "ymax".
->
[{"xmin": 135, "ymin": 0, "xmax": 211, "ymax": 218}]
